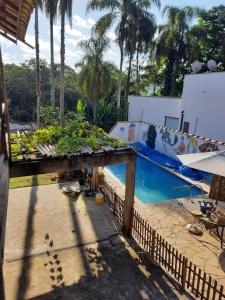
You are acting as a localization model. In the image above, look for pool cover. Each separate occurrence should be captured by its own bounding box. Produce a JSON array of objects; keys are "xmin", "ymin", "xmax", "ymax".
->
[{"xmin": 130, "ymin": 142, "xmax": 211, "ymax": 181}]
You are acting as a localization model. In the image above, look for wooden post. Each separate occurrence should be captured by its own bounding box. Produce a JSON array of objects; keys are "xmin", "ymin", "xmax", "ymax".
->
[
  {"xmin": 151, "ymin": 229, "xmax": 156, "ymax": 260},
  {"xmin": 123, "ymin": 152, "xmax": 136, "ymax": 236},
  {"xmin": 0, "ymin": 158, "xmax": 9, "ymax": 300},
  {"xmin": 0, "ymin": 46, "xmax": 11, "ymax": 158},
  {"xmin": 181, "ymin": 257, "xmax": 188, "ymax": 288}
]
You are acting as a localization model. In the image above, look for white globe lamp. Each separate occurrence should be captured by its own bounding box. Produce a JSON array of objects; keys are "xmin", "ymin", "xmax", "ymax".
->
[{"xmin": 191, "ymin": 61, "xmax": 202, "ymax": 73}]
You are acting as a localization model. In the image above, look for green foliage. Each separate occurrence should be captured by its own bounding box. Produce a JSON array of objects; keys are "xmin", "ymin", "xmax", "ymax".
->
[
  {"xmin": 40, "ymin": 106, "xmax": 60, "ymax": 127},
  {"xmin": 191, "ymin": 5, "xmax": 225, "ymax": 68},
  {"xmin": 85, "ymin": 98, "xmax": 119, "ymax": 132},
  {"xmin": 12, "ymin": 113, "xmax": 126, "ymax": 158}
]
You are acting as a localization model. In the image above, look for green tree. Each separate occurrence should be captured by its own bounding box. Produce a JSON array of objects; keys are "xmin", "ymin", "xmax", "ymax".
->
[
  {"xmin": 191, "ymin": 5, "xmax": 225, "ymax": 68},
  {"xmin": 77, "ymin": 34, "xmax": 116, "ymax": 123},
  {"xmin": 155, "ymin": 6, "xmax": 198, "ymax": 96},
  {"xmin": 43, "ymin": 0, "xmax": 59, "ymax": 107},
  {"xmin": 87, "ymin": 0, "xmax": 160, "ymax": 109},
  {"xmin": 59, "ymin": 0, "xmax": 74, "ymax": 124}
]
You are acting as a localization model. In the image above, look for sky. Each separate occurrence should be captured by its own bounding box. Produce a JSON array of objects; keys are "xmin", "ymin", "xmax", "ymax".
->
[{"xmin": 0, "ymin": 0, "xmax": 224, "ymax": 68}]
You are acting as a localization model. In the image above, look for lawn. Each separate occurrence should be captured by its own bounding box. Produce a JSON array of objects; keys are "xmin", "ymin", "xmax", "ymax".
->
[{"xmin": 10, "ymin": 173, "xmax": 63, "ymax": 189}]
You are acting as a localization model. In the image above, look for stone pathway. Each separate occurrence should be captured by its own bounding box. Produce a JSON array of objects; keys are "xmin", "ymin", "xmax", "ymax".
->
[{"xmin": 104, "ymin": 169, "xmax": 225, "ymax": 287}]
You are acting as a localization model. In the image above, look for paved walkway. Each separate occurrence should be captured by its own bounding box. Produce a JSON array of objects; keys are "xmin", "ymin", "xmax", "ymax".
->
[
  {"xmin": 4, "ymin": 183, "xmax": 191, "ymax": 300},
  {"xmin": 104, "ymin": 170, "xmax": 225, "ymax": 287}
]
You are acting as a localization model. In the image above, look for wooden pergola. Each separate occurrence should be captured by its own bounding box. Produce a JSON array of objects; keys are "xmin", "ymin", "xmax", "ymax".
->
[
  {"xmin": 0, "ymin": 0, "xmax": 34, "ymax": 46},
  {"xmin": 0, "ymin": 2, "xmax": 137, "ymax": 299}
]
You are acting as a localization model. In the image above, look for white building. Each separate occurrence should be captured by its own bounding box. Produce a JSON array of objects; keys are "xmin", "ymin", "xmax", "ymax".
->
[{"xmin": 128, "ymin": 72, "xmax": 225, "ymax": 142}]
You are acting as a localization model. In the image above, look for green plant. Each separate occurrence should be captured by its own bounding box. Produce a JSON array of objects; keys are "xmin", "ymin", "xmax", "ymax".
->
[{"xmin": 40, "ymin": 106, "xmax": 60, "ymax": 127}]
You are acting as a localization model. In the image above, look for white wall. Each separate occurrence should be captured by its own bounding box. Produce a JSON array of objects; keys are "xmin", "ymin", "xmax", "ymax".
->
[
  {"xmin": 182, "ymin": 72, "xmax": 225, "ymax": 141},
  {"xmin": 128, "ymin": 96, "xmax": 181, "ymax": 129}
]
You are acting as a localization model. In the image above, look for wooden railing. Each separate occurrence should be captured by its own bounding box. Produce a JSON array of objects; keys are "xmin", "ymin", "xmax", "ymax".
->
[{"xmin": 101, "ymin": 183, "xmax": 225, "ymax": 300}]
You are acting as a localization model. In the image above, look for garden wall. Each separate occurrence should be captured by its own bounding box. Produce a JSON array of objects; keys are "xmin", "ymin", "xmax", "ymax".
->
[{"xmin": 111, "ymin": 121, "xmax": 225, "ymax": 159}]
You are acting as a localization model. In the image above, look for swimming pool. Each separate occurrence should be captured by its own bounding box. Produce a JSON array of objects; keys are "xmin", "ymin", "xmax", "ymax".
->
[{"xmin": 108, "ymin": 155, "xmax": 203, "ymax": 203}]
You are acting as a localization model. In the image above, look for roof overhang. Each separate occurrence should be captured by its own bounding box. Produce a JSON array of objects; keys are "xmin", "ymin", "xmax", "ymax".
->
[{"xmin": 0, "ymin": 0, "xmax": 34, "ymax": 47}]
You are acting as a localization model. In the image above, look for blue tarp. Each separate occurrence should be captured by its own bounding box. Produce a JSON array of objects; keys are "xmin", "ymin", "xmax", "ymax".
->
[{"xmin": 130, "ymin": 142, "xmax": 212, "ymax": 181}]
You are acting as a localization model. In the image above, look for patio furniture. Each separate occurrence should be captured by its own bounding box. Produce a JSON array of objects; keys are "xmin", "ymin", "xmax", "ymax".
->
[{"xmin": 179, "ymin": 198, "xmax": 225, "ymax": 249}]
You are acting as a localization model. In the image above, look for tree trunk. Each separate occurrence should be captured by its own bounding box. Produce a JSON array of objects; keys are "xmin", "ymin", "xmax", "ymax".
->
[
  {"xmin": 35, "ymin": 2, "xmax": 41, "ymax": 128},
  {"xmin": 117, "ymin": 44, "xmax": 124, "ymax": 110},
  {"xmin": 136, "ymin": 47, "xmax": 140, "ymax": 94},
  {"xmin": 125, "ymin": 53, "xmax": 133, "ymax": 120},
  {"xmin": 163, "ymin": 49, "xmax": 176, "ymax": 96},
  {"xmin": 60, "ymin": 6, "xmax": 65, "ymax": 125},
  {"xmin": 50, "ymin": 13, "xmax": 55, "ymax": 107}
]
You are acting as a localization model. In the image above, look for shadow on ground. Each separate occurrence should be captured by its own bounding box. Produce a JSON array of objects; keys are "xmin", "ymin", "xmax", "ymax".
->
[{"xmin": 5, "ymin": 181, "xmax": 192, "ymax": 300}]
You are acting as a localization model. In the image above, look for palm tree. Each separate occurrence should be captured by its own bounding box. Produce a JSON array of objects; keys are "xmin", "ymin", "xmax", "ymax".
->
[
  {"xmin": 35, "ymin": 0, "xmax": 43, "ymax": 128},
  {"xmin": 77, "ymin": 34, "xmax": 113, "ymax": 123},
  {"xmin": 123, "ymin": 8, "xmax": 156, "ymax": 118},
  {"xmin": 155, "ymin": 6, "xmax": 198, "ymax": 96},
  {"xmin": 59, "ymin": 0, "xmax": 73, "ymax": 124},
  {"xmin": 87, "ymin": 0, "xmax": 161, "ymax": 110},
  {"xmin": 43, "ymin": 0, "xmax": 58, "ymax": 107},
  {"xmin": 135, "ymin": 11, "xmax": 156, "ymax": 93}
]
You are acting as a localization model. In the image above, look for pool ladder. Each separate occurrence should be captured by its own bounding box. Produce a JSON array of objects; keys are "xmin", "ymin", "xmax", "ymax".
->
[{"xmin": 172, "ymin": 184, "xmax": 205, "ymax": 201}]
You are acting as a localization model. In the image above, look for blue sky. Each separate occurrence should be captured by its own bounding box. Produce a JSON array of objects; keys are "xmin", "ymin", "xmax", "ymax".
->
[{"xmin": 0, "ymin": 0, "xmax": 224, "ymax": 68}]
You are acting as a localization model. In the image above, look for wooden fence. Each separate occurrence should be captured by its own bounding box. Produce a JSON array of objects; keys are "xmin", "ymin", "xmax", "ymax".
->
[{"xmin": 102, "ymin": 183, "xmax": 225, "ymax": 300}]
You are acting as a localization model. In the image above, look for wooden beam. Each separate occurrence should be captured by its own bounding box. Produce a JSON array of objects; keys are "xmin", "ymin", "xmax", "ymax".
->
[
  {"xmin": 16, "ymin": 0, "xmax": 23, "ymax": 39},
  {"xmin": 123, "ymin": 152, "xmax": 136, "ymax": 236},
  {"xmin": 9, "ymin": 150, "xmax": 135, "ymax": 178},
  {"xmin": 0, "ymin": 157, "xmax": 9, "ymax": 300},
  {"xmin": 0, "ymin": 47, "xmax": 11, "ymax": 158},
  {"xmin": 0, "ymin": 157, "xmax": 9, "ymax": 258}
]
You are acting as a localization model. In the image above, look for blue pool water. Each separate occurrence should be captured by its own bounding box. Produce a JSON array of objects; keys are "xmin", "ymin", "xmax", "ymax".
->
[{"xmin": 108, "ymin": 155, "xmax": 203, "ymax": 203}]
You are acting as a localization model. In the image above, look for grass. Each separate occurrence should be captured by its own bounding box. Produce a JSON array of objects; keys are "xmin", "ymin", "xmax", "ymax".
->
[{"xmin": 10, "ymin": 173, "xmax": 64, "ymax": 189}]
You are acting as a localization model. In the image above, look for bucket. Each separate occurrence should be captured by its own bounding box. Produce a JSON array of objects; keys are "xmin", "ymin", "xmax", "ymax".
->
[{"xmin": 96, "ymin": 193, "xmax": 104, "ymax": 205}]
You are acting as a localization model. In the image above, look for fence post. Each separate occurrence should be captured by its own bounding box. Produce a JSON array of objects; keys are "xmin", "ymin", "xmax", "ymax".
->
[
  {"xmin": 151, "ymin": 229, "xmax": 156, "ymax": 261},
  {"xmin": 113, "ymin": 192, "xmax": 117, "ymax": 215},
  {"xmin": 181, "ymin": 257, "xmax": 188, "ymax": 289}
]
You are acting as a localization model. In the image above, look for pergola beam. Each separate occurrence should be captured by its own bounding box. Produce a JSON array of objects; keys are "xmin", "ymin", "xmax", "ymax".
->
[{"xmin": 9, "ymin": 151, "xmax": 135, "ymax": 178}]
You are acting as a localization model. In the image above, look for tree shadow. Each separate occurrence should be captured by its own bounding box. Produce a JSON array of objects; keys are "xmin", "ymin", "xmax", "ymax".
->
[
  {"xmin": 28, "ymin": 194, "xmax": 192, "ymax": 300},
  {"xmin": 16, "ymin": 175, "xmax": 38, "ymax": 300}
]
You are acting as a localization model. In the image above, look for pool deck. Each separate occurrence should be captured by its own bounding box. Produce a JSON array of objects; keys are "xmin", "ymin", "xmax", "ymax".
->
[{"xmin": 104, "ymin": 169, "xmax": 225, "ymax": 287}]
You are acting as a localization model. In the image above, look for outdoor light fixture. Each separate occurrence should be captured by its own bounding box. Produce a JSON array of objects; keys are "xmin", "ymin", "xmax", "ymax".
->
[
  {"xmin": 207, "ymin": 60, "xmax": 217, "ymax": 72},
  {"xmin": 191, "ymin": 61, "xmax": 202, "ymax": 73}
]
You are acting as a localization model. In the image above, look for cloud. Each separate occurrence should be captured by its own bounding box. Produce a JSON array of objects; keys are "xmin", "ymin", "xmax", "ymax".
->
[
  {"xmin": 73, "ymin": 15, "xmax": 95, "ymax": 29},
  {"xmin": 107, "ymin": 31, "xmax": 116, "ymax": 41}
]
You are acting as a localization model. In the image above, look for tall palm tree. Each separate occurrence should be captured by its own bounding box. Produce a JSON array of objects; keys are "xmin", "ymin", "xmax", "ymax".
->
[
  {"xmin": 77, "ymin": 34, "xmax": 112, "ymax": 123},
  {"xmin": 43, "ymin": 0, "xmax": 58, "ymax": 107},
  {"xmin": 59, "ymin": 0, "xmax": 73, "ymax": 124},
  {"xmin": 87, "ymin": 0, "xmax": 161, "ymax": 110},
  {"xmin": 155, "ymin": 6, "xmax": 198, "ymax": 96},
  {"xmin": 135, "ymin": 11, "xmax": 156, "ymax": 93},
  {"xmin": 35, "ymin": 0, "xmax": 43, "ymax": 128},
  {"xmin": 123, "ymin": 8, "xmax": 156, "ymax": 118}
]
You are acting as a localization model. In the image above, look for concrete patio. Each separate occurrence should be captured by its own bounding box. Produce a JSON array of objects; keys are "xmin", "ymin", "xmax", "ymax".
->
[
  {"xmin": 104, "ymin": 170, "xmax": 225, "ymax": 287},
  {"xmin": 3, "ymin": 181, "xmax": 191, "ymax": 300}
]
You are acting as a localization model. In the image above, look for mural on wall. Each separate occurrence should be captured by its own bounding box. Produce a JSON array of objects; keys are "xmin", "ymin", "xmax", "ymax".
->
[
  {"xmin": 187, "ymin": 136, "xmax": 198, "ymax": 153},
  {"xmin": 111, "ymin": 122, "xmax": 225, "ymax": 159},
  {"xmin": 160, "ymin": 129, "xmax": 178, "ymax": 146},
  {"xmin": 198, "ymin": 142, "xmax": 219, "ymax": 153},
  {"xmin": 146, "ymin": 125, "xmax": 157, "ymax": 149},
  {"xmin": 177, "ymin": 136, "xmax": 186, "ymax": 154},
  {"xmin": 128, "ymin": 123, "xmax": 136, "ymax": 143}
]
